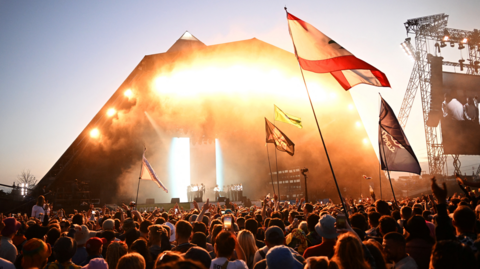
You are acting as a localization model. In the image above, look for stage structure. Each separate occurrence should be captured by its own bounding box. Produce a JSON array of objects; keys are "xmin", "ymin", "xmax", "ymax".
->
[
  {"xmin": 34, "ymin": 31, "xmax": 387, "ymax": 205},
  {"xmin": 398, "ymin": 13, "xmax": 480, "ymax": 175}
]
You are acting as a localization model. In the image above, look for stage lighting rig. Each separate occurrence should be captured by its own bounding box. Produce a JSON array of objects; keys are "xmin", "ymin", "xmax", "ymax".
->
[
  {"xmin": 443, "ymin": 29, "xmax": 450, "ymax": 41},
  {"xmin": 459, "ymin": 59, "xmax": 465, "ymax": 71},
  {"xmin": 400, "ymin": 38, "xmax": 416, "ymax": 61}
]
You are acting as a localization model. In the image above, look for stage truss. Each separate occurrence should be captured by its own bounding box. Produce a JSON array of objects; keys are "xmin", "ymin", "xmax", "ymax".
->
[{"xmin": 398, "ymin": 13, "xmax": 480, "ymax": 176}]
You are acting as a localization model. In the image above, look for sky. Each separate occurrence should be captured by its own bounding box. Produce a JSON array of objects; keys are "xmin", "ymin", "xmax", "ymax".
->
[{"xmin": 1, "ymin": 0, "xmax": 479, "ymax": 188}]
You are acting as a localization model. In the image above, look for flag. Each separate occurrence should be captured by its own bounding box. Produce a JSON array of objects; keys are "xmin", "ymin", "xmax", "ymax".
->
[
  {"xmin": 379, "ymin": 96, "xmax": 421, "ymax": 175},
  {"xmin": 363, "ymin": 175, "xmax": 372, "ymax": 180},
  {"xmin": 275, "ymin": 105, "xmax": 303, "ymax": 128},
  {"xmin": 265, "ymin": 118, "xmax": 295, "ymax": 156},
  {"xmin": 286, "ymin": 12, "xmax": 390, "ymax": 90},
  {"xmin": 140, "ymin": 149, "xmax": 168, "ymax": 193}
]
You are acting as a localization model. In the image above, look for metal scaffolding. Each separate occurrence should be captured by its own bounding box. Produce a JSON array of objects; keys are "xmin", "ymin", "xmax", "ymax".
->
[{"xmin": 398, "ymin": 14, "xmax": 480, "ymax": 176}]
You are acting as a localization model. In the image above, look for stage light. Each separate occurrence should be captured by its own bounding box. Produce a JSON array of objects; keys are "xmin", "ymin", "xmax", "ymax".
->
[
  {"xmin": 107, "ymin": 108, "xmax": 116, "ymax": 117},
  {"xmin": 124, "ymin": 89, "xmax": 133, "ymax": 98},
  {"xmin": 440, "ymin": 41, "xmax": 447, "ymax": 48},
  {"xmin": 355, "ymin": 121, "xmax": 362, "ymax": 127},
  {"xmin": 443, "ymin": 29, "xmax": 450, "ymax": 41},
  {"xmin": 363, "ymin": 138, "xmax": 369, "ymax": 144},
  {"xmin": 169, "ymin": 137, "xmax": 190, "ymax": 201},
  {"xmin": 450, "ymin": 42, "xmax": 455, "ymax": 47},
  {"xmin": 90, "ymin": 128, "xmax": 99, "ymax": 138},
  {"xmin": 215, "ymin": 139, "xmax": 224, "ymax": 190},
  {"xmin": 462, "ymin": 37, "xmax": 468, "ymax": 44},
  {"xmin": 459, "ymin": 43, "xmax": 465, "ymax": 50},
  {"xmin": 348, "ymin": 104, "xmax": 354, "ymax": 110}
]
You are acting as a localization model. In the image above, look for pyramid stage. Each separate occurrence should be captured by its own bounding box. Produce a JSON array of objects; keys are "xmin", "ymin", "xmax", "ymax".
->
[{"xmin": 35, "ymin": 32, "xmax": 386, "ymax": 207}]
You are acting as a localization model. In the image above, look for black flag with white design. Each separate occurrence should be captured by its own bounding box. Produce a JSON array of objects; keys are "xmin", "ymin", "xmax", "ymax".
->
[
  {"xmin": 265, "ymin": 118, "xmax": 295, "ymax": 156},
  {"xmin": 379, "ymin": 97, "xmax": 421, "ymax": 174}
]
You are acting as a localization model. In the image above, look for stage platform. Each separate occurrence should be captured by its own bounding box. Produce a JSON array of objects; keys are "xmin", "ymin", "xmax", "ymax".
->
[{"xmin": 136, "ymin": 201, "xmax": 262, "ymax": 212}]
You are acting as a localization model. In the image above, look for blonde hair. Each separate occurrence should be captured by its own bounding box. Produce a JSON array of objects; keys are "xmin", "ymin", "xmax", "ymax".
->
[
  {"xmin": 106, "ymin": 241, "xmax": 128, "ymax": 269},
  {"xmin": 117, "ymin": 252, "xmax": 145, "ymax": 269},
  {"xmin": 299, "ymin": 221, "xmax": 308, "ymax": 234},
  {"xmin": 237, "ymin": 230, "xmax": 258, "ymax": 267},
  {"xmin": 331, "ymin": 232, "xmax": 370, "ymax": 269}
]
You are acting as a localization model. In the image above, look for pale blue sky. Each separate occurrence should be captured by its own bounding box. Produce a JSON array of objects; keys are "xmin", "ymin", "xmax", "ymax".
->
[{"xmin": 1, "ymin": 0, "xmax": 479, "ymax": 187}]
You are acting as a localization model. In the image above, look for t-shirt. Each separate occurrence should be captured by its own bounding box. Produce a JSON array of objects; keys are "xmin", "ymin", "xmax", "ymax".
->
[
  {"xmin": 165, "ymin": 221, "xmax": 176, "ymax": 242},
  {"xmin": 31, "ymin": 205, "xmax": 45, "ymax": 221},
  {"xmin": 303, "ymin": 240, "xmax": 336, "ymax": 259},
  {"xmin": 394, "ymin": 255, "xmax": 418, "ymax": 269},
  {"xmin": 0, "ymin": 257, "xmax": 15, "ymax": 269},
  {"xmin": 0, "ymin": 237, "xmax": 17, "ymax": 264},
  {"xmin": 210, "ymin": 257, "xmax": 248, "ymax": 269}
]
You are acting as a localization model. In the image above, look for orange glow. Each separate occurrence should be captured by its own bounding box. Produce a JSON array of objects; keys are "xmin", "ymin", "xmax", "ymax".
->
[
  {"xmin": 124, "ymin": 89, "xmax": 133, "ymax": 98},
  {"xmin": 107, "ymin": 108, "xmax": 116, "ymax": 117},
  {"xmin": 356, "ymin": 121, "xmax": 362, "ymax": 127},
  {"xmin": 90, "ymin": 128, "xmax": 100, "ymax": 138},
  {"xmin": 363, "ymin": 138, "xmax": 369, "ymax": 144}
]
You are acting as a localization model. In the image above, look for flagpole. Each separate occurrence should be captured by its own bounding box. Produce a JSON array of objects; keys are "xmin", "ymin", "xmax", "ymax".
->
[
  {"xmin": 265, "ymin": 144, "xmax": 277, "ymax": 196},
  {"xmin": 273, "ymin": 109, "xmax": 281, "ymax": 200},
  {"xmin": 285, "ymin": 7, "xmax": 349, "ymax": 217},
  {"xmin": 379, "ymin": 161, "xmax": 383, "ymax": 199},
  {"xmin": 380, "ymin": 132, "xmax": 397, "ymax": 203},
  {"xmin": 136, "ymin": 148, "xmax": 144, "ymax": 206}
]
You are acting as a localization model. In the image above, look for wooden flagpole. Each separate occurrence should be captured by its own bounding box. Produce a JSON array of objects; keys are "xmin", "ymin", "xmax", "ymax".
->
[
  {"xmin": 285, "ymin": 7, "xmax": 349, "ymax": 217},
  {"xmin": 265, "ymin": 144, "xmax": 277, "ymax": 196},
  {"xmin": 273, "ymin": 109, "xmax": 281, "ymax": 199},
  {"xmin": 380, "ymin": 129, "xmax": 398, "ymax": 203},
  {"xmin": 136, "ymin": 148, "xmax": 145, "ymax": 206}
]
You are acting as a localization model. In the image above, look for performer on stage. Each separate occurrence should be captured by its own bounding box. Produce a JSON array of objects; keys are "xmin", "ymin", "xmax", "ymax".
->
[
  {"xmin": 187, "ymin": 185, "xmax": 192, "ymax": 202},
  {"xmin": 214, "ymin": 185, "xmax": 220, "ymax": 201},
  {"xmin": 200, "ymin": 183, "xmax": 205, "ymax": 202}
]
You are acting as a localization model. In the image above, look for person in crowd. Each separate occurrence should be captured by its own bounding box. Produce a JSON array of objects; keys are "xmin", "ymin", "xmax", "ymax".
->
[
  {"xmin": 21, "ymin": 238, "xmax": 52, "ymax": 269},
  {"xmin": 80, "ymin": 237, "xmax": 104, "ymax": 266},
  {"xmin": 363, "ymin": 240, "xmax": 387, "ymax": 269},
  {"xmin": 382, "ymin": 232, "xmax": 418, "ymax": 269},
  {"xmin": 210, "ymin": 231, "xmax": 247, "ymax": 269},
  {"xmin": 366, "ymin": 212, "xmax": 381, "ymax": 237},
  {"xmin": 72, "ymin": 225, "xmax": 90, "ymax": 264},
  {"xmin": 245, "ymin": 219, "xmax": 265, "ymax": 249},
  {"xmin": 303, "ymin": 214, "xmax": 337, "ymax": 259},
  {"xmin": 140, "ymin": 220, "xmax": 153, "ymax": 240},
  {"xmin": 130, "ymin": 238, "xmax": 154, "ymax": 269},
  {"xmin": 378, "ymin": 216, "xmax": 398, "ymax": 237},
  {"xmin": 45, "ymin": 236, "xmax": 81, "ymax": 269},
  {"xmin": 172, "ymin": 220, "xmax": 195, "ymax": 253},
  {"xmin": 330, "ymin": 232, "xmax": 371, "ymax": 269},
  {"xmin": 31, "ymin": 196, "xmax": 45, "ymax": 222},
  {"xmin": 0, "ymin": 217, "xmax": 21, "ymax": 263},
  {"xmin": 404, "ymin": 216, "xmax": 434, "ymax": 269},
  {"xmin": 349, "ymin": 213, "xmax": 367, "ymax": 241},
  {"xmin": 105, "ymin": 241, "xmax": 128, "ymax": 269},
  {"xmin": 398, "ymin": 206, "xmax": 412, "ymax": 233},
  {"xmin": 264, "ymin": 245, "xmax": 303, "ymax": 269},
  {"xmin": 149, "ymin": 224, "xmax": 166, "ymax": 261},
  {"xmin": 117, "ymin": 252, "xmax": 146, "ymax": 269},
  {"xmin": 184, "ymin": 246, "xmax": 212, "ymax": 269},
  {"xmin": 253, "ymin": 226, "xmax": 304, "ymax": 269},
  {"xmin": 154, "ymin": 251, "xmax": 184, "ymax": 268},
  {"xmin": 305, "ymin": 214, "xmax": 321, "ymax": 247},
  {"xmin": 237, "ymin": 230, "xmax": 258, "ymax": 269}
]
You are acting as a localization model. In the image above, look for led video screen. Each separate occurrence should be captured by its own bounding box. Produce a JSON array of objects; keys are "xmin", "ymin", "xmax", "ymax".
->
[{"xmin": 441, "ymin": 72, "xmax": 480, "ymax": 155}]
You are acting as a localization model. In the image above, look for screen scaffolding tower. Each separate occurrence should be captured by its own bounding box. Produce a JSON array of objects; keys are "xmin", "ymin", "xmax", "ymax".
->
[{"xmin": 398, "ymin": 13, "xmax": 480, "ymax": 176}]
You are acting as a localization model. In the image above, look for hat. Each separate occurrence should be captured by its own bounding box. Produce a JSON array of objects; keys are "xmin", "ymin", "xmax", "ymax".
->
[
  {"xmin": 22, "ymin": 238, "xmax": 50, "ymax": 258},
  {"xmin": 86, "ymin": 237, "xmax": 104, "ymax": 252},
  {"xmin": 265, "ymin": 226, "xmax": 285, "ymax": 242},
  {"xmin": 315, "ymin": 214, "xmax": 338, "ymax": 239},
  {"xmin": 1, "ymin": 217, "xmax": 21, "ymax": 237},
  {"xmin": 265, "ymin": 245, "xmax": 303, "ymax": 269},
  {"xmin": 74, "ymin": 225, "xmax": 90, "ymax": 245},
  {"xmin": 184, "ymin": 246, "xmax": 211, "ymax": 268},
  {"xmin": 81, "ymin": 257, "xmax": 108, "ymax": 269},
  {"xmin": 225, "ymin": 209, "xmax": 233, "ymax": 214},
  {"xmin": 102, "ymin": 219, "xmax": 114, "ymax": 231}
]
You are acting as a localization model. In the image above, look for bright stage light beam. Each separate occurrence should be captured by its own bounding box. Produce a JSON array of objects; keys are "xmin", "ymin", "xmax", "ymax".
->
[
  {"xmin": 90, "ymin": 128, "xmax": 99, "ymax": 138},
  {"xmin": 169, "ymin": 137, "xmax": 190, "ymax": 202},
  {"xmin": 356, "ymin": 121, "xmax": 362, "ymax": 127},
  {"xmin": 107, "ymin": 108, "xmax": 116, "ymax": 117},
  {"xmin": 215, "ymin": 139, "xmax": 224, "ymax": 191},
  {"xmin": 363, "ymin": 138, "xmax": 369, "ymax": 144},
  {"xmin": 348, "ymin": 104, "xmax": 354, "ymax": 110}
]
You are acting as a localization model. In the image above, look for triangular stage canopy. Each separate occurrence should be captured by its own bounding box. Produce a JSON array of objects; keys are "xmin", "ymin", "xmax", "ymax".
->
[{"xmin": 36, "ymin": 32, "xmax": 386, "ymax": 205}]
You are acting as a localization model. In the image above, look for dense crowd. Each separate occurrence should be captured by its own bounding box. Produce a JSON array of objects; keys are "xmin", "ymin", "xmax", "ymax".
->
[{"xmin": 1, "ymin": 176, "xmax": 480, "ymax": 269}]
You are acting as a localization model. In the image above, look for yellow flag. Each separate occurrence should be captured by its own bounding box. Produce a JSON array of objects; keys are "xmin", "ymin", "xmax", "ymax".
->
[{"xmin": 274, "ymin": 105, "xmax": 302, "ymax": 128}]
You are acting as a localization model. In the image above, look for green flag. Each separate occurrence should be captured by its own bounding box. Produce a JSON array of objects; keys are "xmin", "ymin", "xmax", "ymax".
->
[{"xmin": 274, "ymin": 105, "xmax": 302, "ymax": 128}]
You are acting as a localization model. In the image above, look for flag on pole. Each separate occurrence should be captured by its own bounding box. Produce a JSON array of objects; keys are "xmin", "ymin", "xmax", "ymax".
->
[
  {"xmin": 141, "ymin": 149, "xmax": 168, "ymax": 193},
  {"xmin": 275, "ymin": 105, "xmax": 303, "ymax": 128},
  {"xmin": 265, "ymin": 118, "xmax": 295, "ymax": 156},
  {"xmin": 379, "ymin": 96, "xmax": 421, "ymax": 175},
  {"xmin": 286, "ymin": 11, "xmax": 390, "ymax": 90}
]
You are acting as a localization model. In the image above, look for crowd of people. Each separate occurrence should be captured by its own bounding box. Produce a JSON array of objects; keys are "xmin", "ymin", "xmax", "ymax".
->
[{"xmin": 1, "ymin": 175, "xmax": 480, "ymax": 269}]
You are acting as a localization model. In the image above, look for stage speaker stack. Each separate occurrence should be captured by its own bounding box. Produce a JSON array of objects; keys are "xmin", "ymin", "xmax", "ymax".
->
[
  {"xmin": 194, "ymin": 197, "xmax": 202, "ymax": 202},
  {"xmin": 171, "ymin": 198, "xmax": 180, "ymax": 204}
]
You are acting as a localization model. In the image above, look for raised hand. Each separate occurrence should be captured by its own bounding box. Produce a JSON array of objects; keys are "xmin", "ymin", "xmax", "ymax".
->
[
  {"xmin": 193, "ymin": 200, "xmax": 199, "ymax": 210},
  {"xmin": 431, "ymin": 177, "xmax": 447, "ymax": 204}
]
